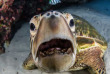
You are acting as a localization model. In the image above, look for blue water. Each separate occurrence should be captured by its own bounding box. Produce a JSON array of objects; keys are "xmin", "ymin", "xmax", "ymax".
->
[{"xmin": 82, "ymin": 0, "xmax": 110, "ymax": 16}]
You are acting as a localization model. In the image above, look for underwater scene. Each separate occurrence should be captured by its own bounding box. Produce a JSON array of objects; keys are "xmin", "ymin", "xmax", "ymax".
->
[{"xmin": 0, "ymin": 0, "xmax": 110, "ymax": 74}]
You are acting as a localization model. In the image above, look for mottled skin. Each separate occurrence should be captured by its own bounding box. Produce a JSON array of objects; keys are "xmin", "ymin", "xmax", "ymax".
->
[{"xmin": 23, "ymin": 11, "xmax": 107, "ymax": 74}]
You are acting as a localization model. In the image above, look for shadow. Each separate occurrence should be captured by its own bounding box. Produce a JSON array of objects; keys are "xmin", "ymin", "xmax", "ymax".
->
[
  {"xmin": 42, "ymin": 69, "xmax": 90, "ymax": 74},
  {"xmin": 69, "ymin": 69, "xmax": 90, "ymax": 74}
]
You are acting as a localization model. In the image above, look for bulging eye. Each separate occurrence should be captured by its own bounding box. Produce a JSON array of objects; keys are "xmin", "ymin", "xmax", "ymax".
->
[
  {"xmin": 30, "ymin": 23, "xmax": 35, "ymax": 31},
  {"xmin": 69, "ymin": 19, "xmax": 74, "ymax": 27}
]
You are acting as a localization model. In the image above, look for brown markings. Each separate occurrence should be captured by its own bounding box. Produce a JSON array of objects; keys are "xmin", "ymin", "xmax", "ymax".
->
[{"xmin": 76, "ymin": 46, "xmax": 105, "ymax": 74}]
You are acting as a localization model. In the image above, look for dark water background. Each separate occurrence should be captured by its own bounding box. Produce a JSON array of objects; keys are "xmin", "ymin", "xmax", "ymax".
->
[{"xmin": 82, "ymin": 0, "xmax": 110, "ymax": 16}]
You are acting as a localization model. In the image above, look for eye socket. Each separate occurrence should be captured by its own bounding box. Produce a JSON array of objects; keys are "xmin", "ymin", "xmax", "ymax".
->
[
  {"xmin": 30, "ymin": 23, "xmax": 35, "ymax": 31},
  {"xmin": 69, "ymin": 19, "xmax": 74, "ymax": 27}
]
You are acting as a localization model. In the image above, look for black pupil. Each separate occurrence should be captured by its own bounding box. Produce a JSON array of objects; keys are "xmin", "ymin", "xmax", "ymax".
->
[
  {"xmin": 30, "ymin": 23, "xmax": 35, "ymax": 30},
  {"xmin": 69, "ymin": 19, "xmax": 74, "ymax": 27}
]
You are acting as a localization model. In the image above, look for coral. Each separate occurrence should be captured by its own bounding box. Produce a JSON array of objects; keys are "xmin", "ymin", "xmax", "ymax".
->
[
  {"xmin": 0, "ymin": 0, "xmax": 25, "ymax": 54},
  {"xmin": 0, "ymin": 0, "xmax": 50, "ymax": 54}
]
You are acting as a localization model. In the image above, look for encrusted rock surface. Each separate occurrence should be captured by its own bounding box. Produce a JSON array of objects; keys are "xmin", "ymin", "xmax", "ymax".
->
[{"xmin": 0, "ymin": 0, "xmax": 25, "ymax": 54}]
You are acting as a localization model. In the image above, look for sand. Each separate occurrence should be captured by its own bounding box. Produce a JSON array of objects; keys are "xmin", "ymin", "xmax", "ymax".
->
[{"xmin": 0, "ymin": 5, "xmax": 110, "ymax": 74}]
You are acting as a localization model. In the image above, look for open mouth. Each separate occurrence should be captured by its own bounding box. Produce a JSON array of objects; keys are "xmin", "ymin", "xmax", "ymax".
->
[{"xmin": 38, "ymin": 39, "xmax": 73, "ymax": 57}]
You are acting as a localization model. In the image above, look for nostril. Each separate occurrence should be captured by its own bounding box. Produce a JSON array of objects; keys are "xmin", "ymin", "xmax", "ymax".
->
[
  {"xmin": 55, "ymin": 12, "xmax": 58, "ymax": 15},
  {"xmin": 51, "ymin": 15, "xmax": 55, "ymax": 19},
  {"xmin": 47, "ymin": 13, "xmax": 50, "ymax": 16},
  {"xmin": 50, "ymin": 10, "xmax": 54, "ymax": 12}
]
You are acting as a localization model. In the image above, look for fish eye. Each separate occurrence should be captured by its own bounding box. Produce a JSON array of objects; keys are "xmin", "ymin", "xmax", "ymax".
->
[
  {"xmin": 30, "ymin": 23, "xmax": 35, "ymax": 31},
  {"xmin": 69, "ymin": 19, "xmax": 74, "ymax": 27}
]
